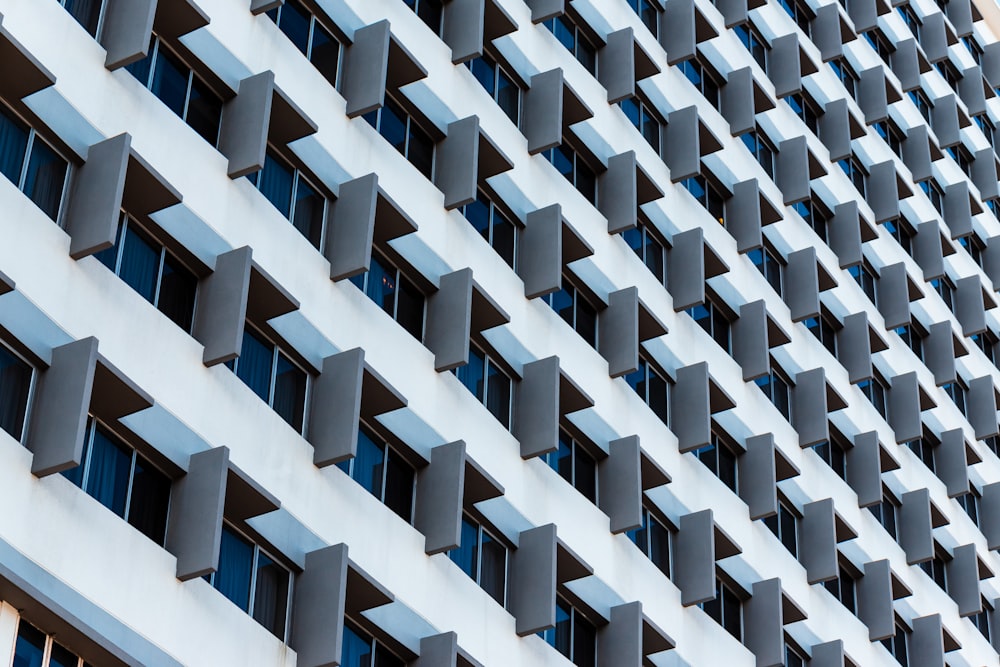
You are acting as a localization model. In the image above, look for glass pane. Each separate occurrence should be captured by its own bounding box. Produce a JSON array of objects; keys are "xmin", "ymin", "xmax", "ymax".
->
[
  {"xmin": 186, "ymin": 78, "xmax": 223, "ymax": 146},
  {"xmin": 621, "ymin": 97, "xmax": 641, "ymax": 126},
  {"xmin": 464, "ymin": 195, "xmax": 491, "ymax": 239},
  {"xmin": 646, "ymin": 369, "xmax": 669, "ymax": 425},
  {"xmin": 277, "ymin": 0, "xmax": 311, "ymax": 54},
  {"xmin": 341, "ymin": 624, "xmax": 374, "ymax": 667},
  {"xmin": 150, "ymin": 47, "xmax": 190, "ymax": 117},
  {"xmin": 648, "ymin": 516, "xmax": 671, "ymax": 577},
  {"xmin": 127, "ymin": 455, "xmax": 171, "ymax": 545},
  {"xmin": 23, "ymin": 139, "xmax": 67, "ymax": 220},
  {"xmin": 552, "ymin": 600, "xmax": 572, "ymax": 657},
  {"xmin": 551, "ymin": 17, "xmax": 576, "ymax": 52},
  {"xmin": 64, "ymin": 0, "xmax": 102, "ymax": 36},
  {"xmin": 572, "ymin": 613, "xmax": 597, "ymax": 667},
  {"xmin": 0, "ymin": 346, "xmax": 31, "ymax": 441},
  {"xmin": 416, "ymin": 0, "xmax": 443, "ymax": 32},
  {"xmin": 118, "ymin": 223, "xmax": 160, "ymax": 304},
  {"xmin": 496, "ymin": 69, "xmax": 519, "ymax": 124},
  {"xmin": 455, "ymin": 347, "xmax": 486, "ymax": 401},
  {"xmin": 215, "ymin": 527, "xmax": 254, "ymax": 612},
  {"xmin": 0, "ymin": 107, "xmax": 29, "ymax": 186},
  {"xmin": 548, "ymin": 286, "xmax": 574, "ymax": 324},
  {"xmin": 485, "ymin": 360, "xmax": 511, "ymax": 428},
  {"xmin": 383, "ymin": 450, "xmax": 414, "ymax": 521},
  {"xmin": 449, "ymin": 518, "xmax": 479, "ymax": 580},
  {"xmin": 310, "ymin": 23, "xmax": 340, "ymax": 87},
  {"xmin": 125, "ymin": 48, "xmax": 154, "ymax": 88},
  {"xmin": 395, "ymin": 276, "xmax": 425, "ymax": 340},
  {"xmin": 480, "ymin": 532, "xmax": 506, "ymax": 604},
  {"xmin": 85, "ymin": 424, "xmax": 132, "ymax": 518},
  {"xmin": 12, "ymin": 621, "xmax": 46, "ymax": 667},
  {"xmin": 157, "ymin": 255, "xmax": 197, "ymax": 332},
  {"xmin": 365, "ymin": 255, "xmax": 397, "ymax": 316},
  {"xmin": 252, "ymin": 551, "xmax": 290, "ymax": 639},
  {"xmin": 292, "ymin": 177, "xmax": 325, "ymax": 248},
  {"xmin": 236, "ymin": 330, "xmax": 274, "ymax": 401},
  {"xmin": 548, "ymin": 434, "xmax": 574, "ymax": 485},
  {"xmin": 576, "ymin": 298, "xmax": 597, "ymax": 347},
  {"xmin": 373, "ymin": 644, "xmax": 404, "ymax": 667},
  {"xmin": 722, "ymin": 585, "xmax": 741, "ymax": 639},
  {"xmin": 353, "ymin": 426, "xmax": 386, "ymax": 499},
  {"xmin": 574, "ymin": 447, "xmax": 597, "ymax": 503},
  {"xmin": 47, "ymin": 642, "xmax": 79, "ymax": 667},
  {"xmin": 258, "ymin": 153, "xmax": 295, "ymax": 219},
  {"xmin": 406, "ymin": 124, "xmax": 434, "ymax": 179},
  {"xmin": 549, "ymin": 145, "xmax": 574, "ymax": 179},
  {"xmin": 468, "ymin": 57, "xmax": 496, "ymax": 97},
  {"xmin": 273, "ymin": 353, "xmax": 307, "ymax": 432},
  {"xmin": 378, "ymin": 101, "xmax": 408, "ymax": 155},
  {"xmin": 95, "ymin": 219, "xmax": 124, "ymax": 271}
]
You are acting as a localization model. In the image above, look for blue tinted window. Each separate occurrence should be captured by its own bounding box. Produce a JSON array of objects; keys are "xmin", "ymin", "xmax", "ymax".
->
[
  {"xmin": 84, "ymin": 424, "xmax": 132, "ymax": 518},
  {"xmin": 0, "ymin": 107, "xmax": 29, "ymax": 186},
  {"xmin": 292, "ymin": 177, "xmax": 325, "ymax": 247},
  {"xmin": 62, "ymin": 0, "xmax": 102, "ymax": 36},
  {"xmin": 455, "ymin": 347, "xmax": 486, "ymax": 401},
  {"xmin": 22, "ymin": 140, "xmax": 66, "ymax": 220},
  {"xmin": 468, "ymin": 57, "xmax": 496, "ymax": 96},
  {"xmin": 215, "ymin": 526, "xmax": 255, "ymax": 611},
  {"xmin": 277, "ymin": 0, "xmax": 311, "ymax": 54},
  {"xmin": 0, "ymin": 346, "xmax": 31, "ymax": 441},
  {"xmin": 150, "ymin": 47, "xmax": 189, "ymax": 116},
  {"xmin": 450, "ymin": 517, "xmax": 479, "ymax": 578},
  {"xmin": 235, "ymin": 330, "xmax": 274, "ymax": 402},
  {"xmin": 118, "ymin": 224, "xmax": 160, "ymax": 303},
  {"xmin": 12, "ymin": 621, "xmax": 46, "ymax": 667},
  {"xmin": 258, "ymin": 153, "xmax": 295, "ymax": 218},
  {"xmin": 353, "ymin": 426, "xmax": 386, "ymax": 499},
  {"xmin": 341, "ymin": 624, "xmax": 374, "ymax": 667},
  {"xmin": 273, "ymin": 352, "xmax": 306, "ymax": 432}
]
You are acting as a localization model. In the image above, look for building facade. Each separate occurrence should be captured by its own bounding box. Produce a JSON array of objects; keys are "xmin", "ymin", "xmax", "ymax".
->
[{"xmin": 3, "ymin": 0, "xmax": 1000, "ymax": 664}]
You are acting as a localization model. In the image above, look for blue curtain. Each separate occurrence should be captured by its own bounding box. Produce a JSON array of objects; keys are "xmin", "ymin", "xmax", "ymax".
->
[
  {"xmin": 236, "ymin": 330, "xmax": 274, "ymax": 402},
  {"xmin": 449, "ymin": 518, "xmax": 478, "ymax": 579},
  {"xmin": 0, "ymin": 347, "xmax": 31, "ymax": 440},
  {"xmin": 272, "ymin": 352, "xmax": 306, "ymax": 431},
  {"xmin": 94, "ymin": 219, "xmax": 124, "ymax": 271},
  {"xmin": 258, "ymin": 153, "xmax": 294, "ymax": 218},
  {"xmin": 156, "ymin": 256, "xmax": 197, "ymax": 332},
  {"xmin": 485, "ymin": 360, "xmax": 511, "ymax": 428},
  {"xmin": 150, "ymin": 46, "xmax": 189, "ymax": 117},
  {"xmin": 84, "ymin": 425, "xmax": 132, "ymax": 518},
  {"xmin": 215, "ymin": 527, "xmax": 254, "ymax": 611},
  {"xmin": 23, "ymin": 140, "xmax": 67, "ymax": 220},
  {"xmin": 252, "ymin": 552, "xmax": 289, "ymax": 638},
  {"xmin": 0, "ymin": 108, "xmax": 28, "ymax": 186},
  {"xmin": 127, "ymin": 457, "xmax": 171, "ymax": 545},
  {"xmin": 63, "ymin": 0, "xmax": 102, "ymax": 35},
  {"xmin": 479, "ymin": 531, "xmax": 506, "ymax": 604},
  {"xmin": 455, "ymin": 348, "xmax": 485, "ymax": 402},
  {"xmin": 353, "ymin": 427, "xmax": 385, "ymax": 500},
  {"xmin": 366, "ymin": 255, "xmax": 396, "ymax": 316},
  {"xmin": 292, "ymin": 177, "xmax": 324, "ymax": 248},
  {"xmin": 340, "ymin": 624, "xmax": 374, "ymax": 667},
  {"xmin": 118, "ymin": 223, "xmax": 160, "ymax": 304},
  {"xmin": 11, "ymin": 622, "xmax": 45, "ymax": 667}
]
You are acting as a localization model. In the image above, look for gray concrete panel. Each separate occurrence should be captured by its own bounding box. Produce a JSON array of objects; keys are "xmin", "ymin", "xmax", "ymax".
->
[
  {"xmin": 889, "ymin": 371, "xmax": 922, "ymax": 443},
  {"xmin": 598, "ymin": 602, "xmax": 642, "ymax": 667},
  {"xmin": 309, "ymin": 349, "xmax": 364, "ymax": 467},
  {"xmin": 415, "ymin": 441, "xmax": 466, "ymax": 554},
  {"xmin": 326, "ymin": 173, "xmax": 378, "ymax": 281},
  {"xmin": 793, "ymin": 368, "xmax": 830, "ymax": 447},
  {"xmin": 666, "ymin": 106, "xmax": 701, "ymax": 182},
  {"xmin": 101, "ymin": 0, "xmax": 155, "ymax": 70},
  {"xmin": 947, "ymin": 543, "xmax": 982, "ymax": 617},
  {"xmin": 911, "ymin": 614, "xmax": 945, "ymax": 667},
  {"xmin": 518, "ymin": 204, "xmax": 562, "ymax": 299},
  {"xmin": 510, "ymin": 524, "xmax": 557, "ymax": 635},
  {"xmin": 770, "ymin": 34, "xmax": 803, "ymax": 98},
  {"xmin": 847, "ymin": 431, "xmax": 882, "ymax": 507},
  {"xmin": 672, "ymin": 362, "xmax": 711, "ymax": 452},
  {"xmin": 777, "ymin": 136, "xmax": 810, "ymax": 205},
  {"xmin": 426, "ymin": 268, "xmax": 474, "ymax": 372},
  {"xmin": 879, "ymin": 263, "xmax": 911, "ymax": 329},
  {"xmin": 165, "ymin": 447, "xmax": 229, "ymax": 581},
  {"xmin": 968, "ymin": 375, "xmax": 999, "ymax": 439},
  {"xmin": 901, "ymin": 488, "xmax": 934, "ymax": 564},
  {"xmin": 598, "ymin": 436, "xmax": 643, "ymax": 534},
  {"xmin": 599, "ymin": 287, "xmax": 640, "ymax": 377},
  {"xmin": 903, "ymin": 125, "xmax": 933, "ymax": 183},
  {"xmin": 956, "ymin": 275, "xmax": 987, "ymax": 336},
  {"xmin": 745, "ymin": 578, "xmax": 783, "ymax": 667},
  {"xmin": 443, "ymin": 0, "xmax": 486, "ymax": 64},
  {"xmin": 436, "ymin": 116, "xmax": 481, "ymax": 210},
  {"xmin": 676, "ymin": 509, "xmax": 716, "ymax": 606},
  {"xmin": 733, "ymin": 300, "xmax": 769, "ymax": 381},
  {"xmin": 516, "ymin": 357, "xmax": 560, "ymax": 458},
  {"xmin": 64, "ymin": 134, "xmax": 129, "ymax": 259},
  {"xmin": 193, "ymin": 246, "xmax": 252, "ymax": 366},
  {"xmin": 869, "ymin": 161, "xmax": 900, "ymax": 222},
  {"xmin": 600, "ymin": 151, "xmax": 639, "ymax": 234},
  {"xmin": 739, "ymin": 433, "xmax": 778, "ymax": 519},
  {"xmin": 525, "ymin": 69, "xmax": 564, "ymax": 154},
  {"xmin": 858, "ymin": 559, "xmax": 895, "ymax": 640},
  {"xmin": 803, "ymin": 499, "xmax": 838, "ymax": 583},
  {"xmin": 840, "ymin": 312, "xmax": 873, "ymax": 383},
  {"xmin": 219, "ymin": 71, "xmax": 275, "ymax": 179},
  {"xmin": 290, "ymin": 544, "xmax": 349, "ymax": 667},
  {"xmin": 786, "ymin": 247, "xmax": 820, "ymax": 322},
  {"xmin": 342, "ymin": 21, "xmax": 390, "ymax": 118},
  {"xmin": 914, "ymin": 221, "xmax": 945, "ymax": 280},
  {"xmin": 829, "ymin": 201, "xmax": 863, "ymax": 268}
]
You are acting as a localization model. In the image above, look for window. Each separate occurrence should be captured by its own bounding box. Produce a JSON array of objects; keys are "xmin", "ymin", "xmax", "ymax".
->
[
  {"xmin": 971, "ymin": 330, "xmax": 997, "ymax": 365},
  {"xmin": 206, "ymin": 524, "xmax": 291, "ymax": 639},
  {"xmin": 963, "ymin": 35, "xmax": 984, "ymax": 63},
  {"xmin": 0, "ymin": 342, "xmax": 33, "ymax": 443},
  {"xmin": 350, "ymin": 251, "xmax": 425, "ymax": 340},
  {"xmin": 620, "ymin": 96, "xmax": 662, "ymax": 151},
  {"xmin": 402, "ymin": 0, "xmax": 443, "ymax": 33},
  {"xmin": 812, "ymin": 436, "xmax": 848, "ymax": 481},
  {"xmin": 793, "ymin": 197, "xmax": 831, "ymax": 243},
  {"xmin": 741, "ymin": 129, "xmax": 775, "ymax": 179},
  {"xmin": 896, "ymin": 323, "xmax": 925, "ymax": 359},
  {"xmin": 363, "ymin": 96, "xmax": 434, "ymax": 179},
  {"xmin": 226, "ymin": 327, "xmax": 308, "ymax": 433},
  {"xmin": 544, "ymin": 143, "xmax": 597, "ymax": 204},
  {"xmin": 544, "ymin": 431, "xmax": 598, "ymax": 502},
  {"xmin": 947, "ymin": 143, "xmax": 973, "ymax": 177},
  {"xmin": 245, "ymin": 149, "xmax": 328, "ymax": 248},
  {"xmin": 265, "ymin": 0, "xmax": 341, "ymax": 87},
  {"xmin": 541, "ymin": 597, "xmax": 597, "ymax": 667},
  {"xmin": 748, "ymin": 245, "xmax": 783, "ymax": 295},
  {"xmin": 956, "ymin": 490, "xmax": 979, "ymax": 525},
  {"xmin": 859, "ymin": 375, "xmax": 888, "ymax": 418},
  {"xmin": 544, "ymin": 275, "xmax": 598, "ymax": 347},
  {"xmin": 958, "ymin": 234, "xmax": 984, "ymax": 267},
  {"xmin": 804, "ymin": 312, "xmax": 837, "ymax": 355},
  {"xmin": 0, "ymin": 104, "xmax": 69, "ymax": 221},
  {"xmin": 694, "ymin": 430, "xmax": 738, "ymax": 493},
  {"xmin": 734, "ymin": 22, "xmax": 768, "ymax": 70},
  {"xmin": 679, "ymin": 57, "xmax": 721, "ymax": 109},
  {"xmin": 454, "ymin": 345, "xmax": 513, "ymax": 429},
  {"xmin": 94, "ymin": 214, "xmax": 197, "ymax": 332},
  {"xmin": 125, "ymin": 37, "xmax": 223, "ymax": 147},
  {"xmin": 785, "ymin": 643, "xmax": 807, "ymax": 667},
  {"xmin": 466, "ymin": 54, "xmax": 521, "ymax": 125},
  {"xmin": 880, "ymin": 619, "xmax": 909, "ymax": 665},
  {"xmin": 341, "ymin": 620, "xmax": 405, "ymax": 667},
  {"xmin": 755, "ymin": 366, "xmax": 790, "ymax": 419},
  {"xmin": 920, "ymin": 179, "xmax": 944, "ymax": 213},
  {"xmin": 897, "ymin": 4, "xmax": 921, "ymax": 39},
  {"xmin": 687, "ymin": 297, "xmax": 732, "ymax": 352},
  {"xmin": 849, "ymin": 263, "xmax": 877, "ymax": 305},
  {"xmin": 942, "ymin": 380, "xmax": 967, "ymax": 415},
  {"xmin": 974, "ymin": 112, "xmax": 995, "ymax": 143},
  {"xmin": 778, "ymin": 0, "xmax": 813, "ymax": 35},
  {"xmin": 544, "ymin": 15, "xmax": 597, "ymax": 75},
  {"xmin": 627, "ymin": 505, "xmax": 671, "ymax": 577},
  {"xmin": 918, "ymin": 551, "xmax": 947, "ymax": 589},
  {"xmin": 461, "ymin": 190, "xmax": 517, "ymax": 268},
  {"xmin": 829, "ymin": 57, "xmax": 859, "ymax": 98},
  {"xmin": 864, "ymin": 29, "xmax": 894, "ymax": 65},
  {"xmin": 449, "ymin": 514, "xmax": 507, "ymax": 604},
  {"xmin": 823, "ymin": 564, "xmax": 857, "ymax": 613},
  {"xmin": 628, "ymin": 0, "xmax": 661, "ymax": 37},
  {"xmin": 763, "ymin": 498, "xmax": 798, "ymax": 557},
  {"xmin": 909, "ymin": 88, "xmax": 932, "ymax": 122},
  {"xmin": 785, "ymin": 93, "xmax": 820, "ymax": 135},
  {"xmin": 970, "ymin": 599, "xmax": 991, "ymax": 641},
  {"xmin": 937, "ymin": 59, "xmax": 961, "ymax": 92},
  {"xmin": 337, "ymin": 424, "xmax": 415, "ymax": 522},
  {"xmin": 621, "ymin": 220, "xmax": 667, "ymax": 284},
  {"xmin": 838, "ymin": 156, "xmax": 867, "ymax": 196},
  {"xmin": 868, "ymin": 489, "xmax": 899, "ymax": 539},
  {"xmin": 931, "ymin": 276, "xmax": 954, "ymax": 310},
  {"xmin": 701, "ymin": 578, "xmax": 742, "ymax": 640},
  {"xmin": 884, "ymin": 218, "xmax": 915, "ymax": 256},
  {"xmin": 874, "ymin": 120, "xmax": 905, "ymax": 157},
  {"xmin": 58, "ymin": 0, "xmax": 104, "ymax": 37},
  {"xmin": 12, "ymin": 620, "xmax": 91, "ymax": 667},
  {"xmin": 683, "ymin": 174, "xmax": 726, "ymax": 224},
  {"xmin": 987, "ymin": 436, "xmax": 1000, "ymax": 457},
  {"xmin": 907, "ymin": 434, "xmax": 936, "ymax": 472},
  {"xmin": 625, "ymin": 355, "xmax": 670, "ymax": 426},
  {"xmin": 61, "ymin": 418, "xmax": 170, "ymax": 545}
]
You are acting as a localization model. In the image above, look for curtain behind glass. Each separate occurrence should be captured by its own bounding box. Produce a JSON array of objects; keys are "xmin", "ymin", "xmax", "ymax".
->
[
  {"xmin": 258, "ymin": 153, "xmax": 294, "ymax": 218},
  {"xmin": 310, "ymin": 24, "xmax": 340, "ymax": 87},
  {"xmin": 353, "ymin": 427, "xmax": 385, "ymax": 499},
  {"xmin": 292, "ymin": 178, "xmax": 324, "ymax": 248},
  {"xmin": 185, "ymin": 78, "xmax": 223, "ymax": 146},
  {"xmin": 272, "ymin": 352, "xmax": 306, "ymax": 431},
  {"xmin": 216, "ymin": 527, "xmax": 254, "ymax": 611},
  {"xmin": 277, "ymin": 0, "xmax": 311, "ymax": 54},
  {"xmin": 383, "ymin": 452, "xmax": 414, "ymax": 521},
  {"xmin": 85, "ymin": 425, "xmax": 132, "ymax": 518},
  {"xmin": 341, "ymin": 624, "xmax": 374, "ymax": 667},
  {"xmin": 12, "ymin": 622, "xmax": 45, "ymax": 667},
  {"xmin": 118, "ymin": 223, "xmax": 160, "ymax": 304},
  {"xmin": 23, "ymin": 140, "xmax": 67, "ymax": 220},
  {"xmin": 63, "ymin": 0, "xmax": 102, "ymax": 35},
  {"xmin": 485, "ymin": 360, "xmax": 511, "ymax": 428},
  {"xmin": 449, "ymin": 518, "xmax": 478, "ymax": 580},
  {"xmin": 157, "ymin": 256, "xmax": 197, "ymax": 332},
  {"xmin": 236, "ymin": 331, "xmax": 274, "ymax": 402},
  {"xmin": 572, "ymin": 613, "xmax": 597, "ymax": 667},
  {"xmin": 373, "ymin": 645, "xmax": 405, "ymax": 667},
  {"xmin": 0, "ymin": 108, "xmax": 28, "ymax": 186},
  {"xmin": 252, "ymin": 552, "xmax": 289, "ymax": 638},
  {"xmin": 127, "ymin": 456, "xmax": 171, "ymax": 545},
  {"xmin": 150, "ymin": 46, "xmax": 189, "ymax": 117},
  {"xmin": 0, "ymin": 346, "xmax": 31, "ymax": 440},
  {"xmin": 395, "ymin": 277, "xmax": 424, "ymax": 340},
  {"xmin": 366, "ymin": 256, "xmax": 396, "ymax": 316},
  {"xmin": 455, "ymin": 348, "xmax": 485, "ymax": 401},
  {"xmin": 479, "ymin": 531, "xmax": 506, "ymax": 604}
]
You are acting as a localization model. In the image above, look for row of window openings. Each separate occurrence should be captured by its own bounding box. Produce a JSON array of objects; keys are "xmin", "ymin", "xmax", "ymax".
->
[{"xmin": 12, "ymin": 618, "xmax": 92, "ymax": 667}]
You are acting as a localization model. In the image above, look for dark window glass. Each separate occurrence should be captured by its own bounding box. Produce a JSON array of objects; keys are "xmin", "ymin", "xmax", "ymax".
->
[
  {"xmin": 747, "ymin": 247, "xmax": 782, "ymax": 294},
  {"xmin": 628, "ymin": 0, "xmax": 660, "ymax": 36},
  {"xmin": 957, "ymin": 491, "xmax": 978, "ymax": 525},
  {"xmin": 158, "ymin": 255, "xmax": 197, "ymax": 332},
  {"xmin": 252, "ymin": 551, "xmax": 290, "ymax": 638},
  {"xmin": 450, "ymin": 516, "xmax": 507, "ymax": 605},
  {"xmin": 542, "ymin": 600, "xmax": 596, "ymax": 667},
  {"xmin": 545, "ymin": 432, "xmax": 597, "ymax": 502},
  {"xmin": 849, "ymin": 264, "xmax": 877, "ymax": 304},
  {"xmin": 275, "ymin": 0, "xmax": 311, "ymax": 53},
  {"xmin": 823, "ymin": 566, "xmax": 856, "ymax": 612},
  {"xmin": 860, "ymin": 376, "xmax": 888, "ymax": 418},
  {"xmin": 621, "ymin": 223, "xmax": 666, "ymax": 284},
  {"xmin": 383, "ymin": 449, "xmax": 415, "ymax": 521},
  {"xmin": 763, "ymin": 499, "xmax": 798, "ymax": 556},
  {"xmin": 545, "ymin": 144, "xmax": 596, "ymax": 203},
  {"xmin": 627, "ymin": 507, "xmax": 671, "ymax": 577},
  {"xmin": 839, "ymin": 157, "xmax": 867, "ymax": 196},
  {"xmin": 702, "ymin": 579, "xmax": 741, "ymax": 640},
  {"xmin": 544, "ymin": 16, "xmax": 597, "ymax": 75},
  {"xmin": 462, "ymin": 191, "xmax": 517, "ymax": 268},
  {"xmin": 785, "ymin": 93, "xmax": 820, "ymax": 135},
  {"xmin": 338, "ymin": 425, "xmax": 414, "ymax": 521},
  {"xmin": 364, "ymin": 97, "xmax": 434, "ymax": 179},
  {"xmin": 341, "ymin": 623, "xmax": 375, "ymax": 667},
  {"xmin": 695, "ymin": 433, "xmax": 738, "ymax": 493},
  {"xmin": 351, "ymin": 254, "xmax": 425, "ymax": 340},
  {"xmin": 0, "ymin": 107, "xmax": 29, "ymax": 185},
  {"xmin": 868, "ymin": 493, "xmax": 898, "ymax": 539},
  {"xmin": 48, "ymin": 642, "xmax": 79, "ymax": 667},
  {"xmin": 909, "ymin": 88, "xmax": 931, "ymax": 122},
  {"xmin": 255, "ymin": 151, "xmax": 295, "ymax": 219},
  {"xmin": 625, "ymin": 357, "xmax": 669, "ymax": 426},
  {"xmin": 687, "ymin": 299, "xmax": 731, "ymax": 352},
  {"xmin": 12, "ymin": 621, "xmax": 46, "ymax": 667},
  {"xmin": 466, "ymin": 55, "xmax": 520, "ymax": 125},
  {"xmin": 805, "ymin": 314, "xmax": 837, "ymax": 354},
  {"xmin": 150, "ymin": 46, "xmax": 189, "ymax": 116},
  {"xmin": 62, "ymin": 0, "xmax": 103, "ymax": 36},
  {"xmin": 0, "ymin": 106, "xmax": 68, "ymax": 221},
  {"xmin": 794, "ymin": 198, "xmax": 829, "ymax": 243},
  {"xmin": 884, "ymin": 219, "xmax": 913, "ymax": 256},
  {"xmin": 619, "ymin": 97, "xmax": 661, "ymax": 151},
  {"xmin": 0, "ymin": 345, "xmax": 32, "ymax": 442},
  {"xmin": 683, "ymin": 174, "xmax": 726, "ymax": 224},
  {"xmin": 734, "ymin": 23, "xmax": 767, "ymax": 70},
  {"xmin": 485, "ymin": 355, "xmax": 512, "ymax": 428},
  {"xmin": 812, "ymin": 438, "xmax": 847, "ymax": 480},
  {"xmin": 741, "ymin": 130, "xmax": 775, "ymax": 179},
  {"xmin": 545, "ymin": 277, "xmax": 597, "ymax": 347},
  {"xmin": 755, "ymin": 368, "xmax": 790, "ymax": 419},
  {"xmin": 829, "ymin": 57, "xmax": 858, "ymax": 98},
  {"xmin": 898, "ymin": 4, "xmax": 921, "ymax": 38},
  {"xmin": 273, "ymin": 352, "xmax": 307, "ymax": 432},
  {"xmin": 227, "ymin": 329, "xmax": 308, "ymax": 432},
  {"xmin": 680, "ymin": 58, "xmax": 720, "ymax": 109},
  {"xmin": 404, "ymin": 0, "xmax": 443, "ymax": 33}
]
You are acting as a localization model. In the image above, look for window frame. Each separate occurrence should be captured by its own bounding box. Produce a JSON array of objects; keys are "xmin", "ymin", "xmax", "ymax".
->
[
  {"xmin": 0, "ymin": 101, "xmax": 72, "ymax": 223},
  {"xmin": 453, "ymin": 341, "xmax": 515, "ymax": 430},
  {"xmin": 265, "ymin": 0, "xmax": 345, "ymax": 88},
  {"xmin": 627, "ymin": 503, "xmax": 673, "ymax": 578},
  {"xmin": 621, "ymin": 216, "xmax": 668, "ymax": 285},
  {"xmin": 679, "ymin": 55, "xmax": 723, "ymax": 110},
  {"xmin": 755, "ymin": 361, "xmax": 791, "ymax": 420},
  {"xmin": 448, "ymin": 509, "xmax": 511, "ymax": 606},
  {"xmin": 349, "ymin": 247, "xmax": 427, "ymax": 341},
  {"xmin": 543, "ymin": 13, "xmax": 599, "ymax": 76},
  {"xmin": 543, "ymin": 137, "xmax": 599, "ymax": 204},
  {"xmin": 464, "ymin": 50, "xmax": 524, "ymax": 126},
  {"xmin": 246, "ymin": 145, "xmax": 331, "ymax": 250},
  {"xmin": 763, "ymin": 495, "xmax": 799, "ymax": 557},
  {"xmin": 460, "ymin": 186, "xmax": 520, "ymax": 269},
  {"xmin": 12, "ymin": 618, "xmax": 91, "ymax": 667},
  {"xmin": 625, "ymin": 352, "xmax": 671, "ymax": 426},
  {"xmin": 363, "ymin": 93, "xmax": 436, "ymax": 180},
  {"xmin": 0, "ymin": 337, "xmax": 37, "ymax": 444},
  {"xmin": 337, "ymin": 420, "xmax": 417, "ymax": 523}
]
